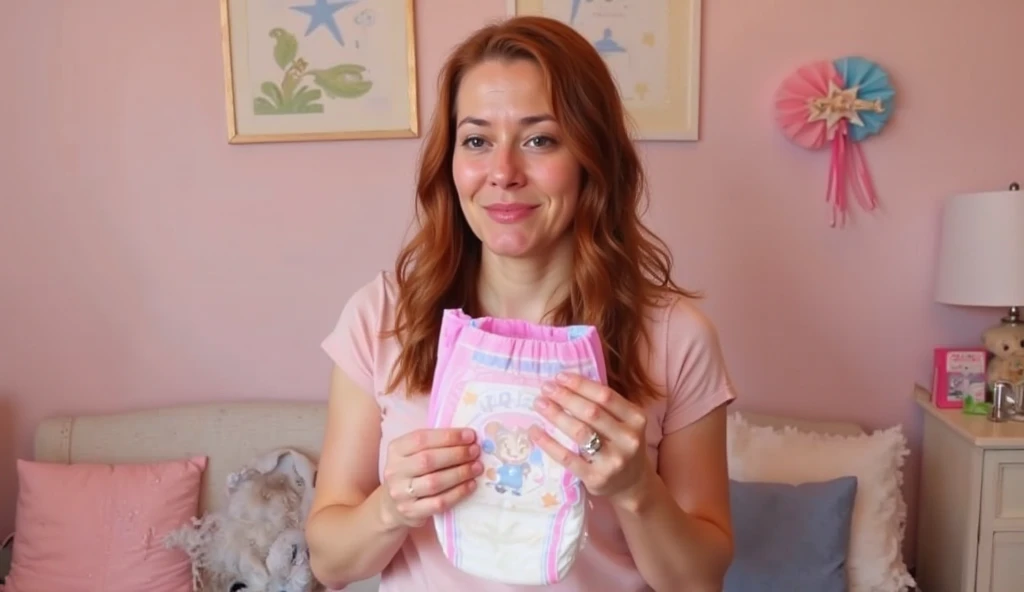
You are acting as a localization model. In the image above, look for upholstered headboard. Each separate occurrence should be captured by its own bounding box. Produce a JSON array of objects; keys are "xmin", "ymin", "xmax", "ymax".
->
[
  {"xmin": 34, "ymin": 402, "xmax": 327, "ymax": 515},
  {"xmin": 33, "ymin": 402, "xmax": 863, "ymax": 513},
  {"xmin": 31, "ymin": 402, "xmax": 862, "ymax": 591},
  {"xmin": 726, "ymin": 410, "xmax": 863, "ymax": 437}
]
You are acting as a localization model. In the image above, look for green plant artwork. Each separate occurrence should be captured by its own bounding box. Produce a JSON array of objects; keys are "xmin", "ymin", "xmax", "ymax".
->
[{"xmin": 254, "ymin": 28, "xmax": 373, "ymax": 116}]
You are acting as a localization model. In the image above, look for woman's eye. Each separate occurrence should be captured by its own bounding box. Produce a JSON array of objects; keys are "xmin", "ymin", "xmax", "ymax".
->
[
  {"xmin": 463, "ymin": 136, "xmax": 485, "ymax": 149},
  {"xmin": 527, "ymin": 136, "xmax": 554, "ymax": 148}
]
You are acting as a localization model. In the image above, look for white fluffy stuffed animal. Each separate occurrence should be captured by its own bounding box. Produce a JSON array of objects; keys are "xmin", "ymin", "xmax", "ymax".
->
[{"xmin": 165, "ymin": 448, "xmax": 323, "ymax": 592}]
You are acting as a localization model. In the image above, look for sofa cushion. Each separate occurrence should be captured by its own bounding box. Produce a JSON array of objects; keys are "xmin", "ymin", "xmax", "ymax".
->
[
  {"xmin": 5, "ymin": 456, "xmax": 206, "ymax": 592},
  {"xmin": 725, "ymin": 476, "xmax": 858, "ymax": 591}
]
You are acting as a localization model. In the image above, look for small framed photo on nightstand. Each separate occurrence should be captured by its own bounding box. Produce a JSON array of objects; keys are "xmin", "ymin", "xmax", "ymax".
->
[{"xmin": 932, "ymin": 347, "xmax": 988, "ymax": 408}]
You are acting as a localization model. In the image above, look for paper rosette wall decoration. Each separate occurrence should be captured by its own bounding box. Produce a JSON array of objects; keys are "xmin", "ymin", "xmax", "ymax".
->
[{"xmin": 775, "ymin": 56, "xmax": 895, "ymax": 228}]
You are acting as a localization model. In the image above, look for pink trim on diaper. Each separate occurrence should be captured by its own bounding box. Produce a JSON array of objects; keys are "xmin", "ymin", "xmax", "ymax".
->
[{"xmin": 428, "ymin": 309, "xmax": 606, "ymax": 582}]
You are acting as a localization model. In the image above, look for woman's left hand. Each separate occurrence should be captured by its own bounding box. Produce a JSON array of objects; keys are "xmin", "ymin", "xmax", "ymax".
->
[{"xmin": 530, "ymin": 372, "xmax": 653, "ymax": 508}]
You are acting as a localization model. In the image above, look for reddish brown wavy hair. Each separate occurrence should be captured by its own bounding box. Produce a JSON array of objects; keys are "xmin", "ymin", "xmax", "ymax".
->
[{"xmin": 385, "ymin": 16, "xmax": 696, "ymax": 405}]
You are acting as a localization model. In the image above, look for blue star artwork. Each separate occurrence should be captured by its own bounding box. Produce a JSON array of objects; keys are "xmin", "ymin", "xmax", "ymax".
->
[
  {"xmin": 571, "ymin": 0, "xmax": 583, "ymax": 24},
  {"xmin": 571, "ymin": 0, "xmax": 617, "ymax": 25},
  {"xmin": 290, "ymin": 0, "xmax": 359, "ymax": 46}
]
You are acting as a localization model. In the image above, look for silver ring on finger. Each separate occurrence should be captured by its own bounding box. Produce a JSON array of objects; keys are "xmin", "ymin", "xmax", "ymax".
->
[
  {"xmin": 406, "ymin": 478, "xmax": 417, "ymax": 500},
  {"xmin": 581, "ymin": 431, "xmax": 603, "ymax": 457}
]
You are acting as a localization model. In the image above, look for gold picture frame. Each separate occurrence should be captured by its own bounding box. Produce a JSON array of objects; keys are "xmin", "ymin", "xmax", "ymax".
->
[
  {"xmin": 220, "ymin": 0, "xmax": 419, "ymax": 144},
  {"xmin": 507, "ymin": 0, "xmax": 702, "ymax": 141}
]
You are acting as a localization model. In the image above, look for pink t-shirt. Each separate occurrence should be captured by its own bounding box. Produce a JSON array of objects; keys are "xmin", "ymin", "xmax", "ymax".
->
[{"xmin": 321, "ymin": 271, "xmax": 737, "ymax": 592}]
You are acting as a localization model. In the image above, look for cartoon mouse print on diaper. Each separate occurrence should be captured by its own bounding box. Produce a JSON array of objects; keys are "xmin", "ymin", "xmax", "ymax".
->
[
  {"xmin": 454, "ymin": 386, "xmax": 564, "ymax": 509},
  {"xmin": 482, "ymin": 421, "xmax": 544, "ymax": 496}
]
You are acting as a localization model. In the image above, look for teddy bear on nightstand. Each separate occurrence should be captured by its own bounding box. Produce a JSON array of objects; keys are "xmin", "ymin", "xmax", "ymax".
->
[{"xmin": 983, "ymin": 322, "xmax": 1024, "ymax": 394}]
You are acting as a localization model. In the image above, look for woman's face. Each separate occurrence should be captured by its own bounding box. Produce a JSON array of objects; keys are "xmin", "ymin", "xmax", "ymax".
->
[{"xmin": 452, "ymin": 59, "xmax": 581, "ymax": 260}]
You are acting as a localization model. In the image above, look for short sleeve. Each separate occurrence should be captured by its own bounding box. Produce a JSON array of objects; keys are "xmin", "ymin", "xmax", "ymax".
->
[
  {"xmin": 662, "ymin": 299, "xmax": 737, "ymax": 434},
  {"xmin": 320, "ymin": 274, "xmax": 388, "ymax": 397}
]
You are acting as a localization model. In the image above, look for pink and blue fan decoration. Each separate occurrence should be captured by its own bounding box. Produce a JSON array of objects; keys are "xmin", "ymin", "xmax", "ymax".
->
[{"xmin": 775, "ymin": 56, "xmax": 895, "ymax": 228}]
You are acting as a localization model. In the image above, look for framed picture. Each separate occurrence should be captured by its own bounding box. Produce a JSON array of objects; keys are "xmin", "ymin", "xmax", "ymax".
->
[
  {"xmin": 507, "ymin": 0, "xmax": 702, "ymax": 141},
  {"xmin": 932, "ymin": 347, "xmax": 988, "ymax": 409},
  {"xmin": 220, "ymin": 0, "xmax": 419, "ymax": 144}
]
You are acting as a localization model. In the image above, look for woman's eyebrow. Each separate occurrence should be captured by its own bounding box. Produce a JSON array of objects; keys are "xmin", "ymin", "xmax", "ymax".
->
[{"xmin": 456, "ymin": 114, "xmax": 555, "ymax": 128}]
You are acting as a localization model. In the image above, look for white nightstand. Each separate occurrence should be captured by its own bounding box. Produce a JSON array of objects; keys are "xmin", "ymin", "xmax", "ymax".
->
[{"xmin": 914, "ymin": 384, "xmax": 1024, "ymax": 592}]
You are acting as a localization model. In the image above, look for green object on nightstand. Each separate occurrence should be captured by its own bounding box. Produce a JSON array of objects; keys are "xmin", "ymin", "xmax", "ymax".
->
[{"xmin": 962, "ymin": 395, "xmax": 992, "ymax": 415}]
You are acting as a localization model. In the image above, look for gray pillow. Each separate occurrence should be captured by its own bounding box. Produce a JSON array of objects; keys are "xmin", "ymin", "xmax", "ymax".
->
[{"xmin": 724, "ymin": 476, "xmax": 857, "ymax": 592}]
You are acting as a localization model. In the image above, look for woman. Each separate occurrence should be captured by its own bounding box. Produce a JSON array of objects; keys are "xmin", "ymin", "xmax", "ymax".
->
[{"xmin": 307, "ymin": 15, "xmax": 736, "ymax": 592}]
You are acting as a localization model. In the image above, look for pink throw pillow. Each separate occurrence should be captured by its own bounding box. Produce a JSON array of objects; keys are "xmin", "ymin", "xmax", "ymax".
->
[{"xmin": 5, "ymin": 456, "xmax": 207, "ymax": 592}]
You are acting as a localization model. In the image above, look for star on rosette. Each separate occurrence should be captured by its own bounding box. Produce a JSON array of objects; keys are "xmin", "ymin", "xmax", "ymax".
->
[{"xmin": 806, "ymin": 80, "xmax": 885, "ymax": 138}]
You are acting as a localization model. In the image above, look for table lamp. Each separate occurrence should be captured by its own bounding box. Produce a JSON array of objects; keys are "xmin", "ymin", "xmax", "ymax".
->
[
  {"xmin": 934, "ymin": 182, "xmax": 1024, "ymax": 400},
  {"xmin": 935, "ymin": 182, "xmax": 1024, "ymax": 320}
]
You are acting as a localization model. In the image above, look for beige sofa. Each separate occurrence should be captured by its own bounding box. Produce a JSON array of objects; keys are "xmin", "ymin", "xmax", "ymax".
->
[{"xmin": 29, "ymin": 402, "xmax": 865, "ymax": 590}]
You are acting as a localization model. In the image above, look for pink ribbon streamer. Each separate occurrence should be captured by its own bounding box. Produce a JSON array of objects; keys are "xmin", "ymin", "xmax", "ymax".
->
[{"xmin": 825, "ymin": 120, "xmax": 879, "ymax": 228}]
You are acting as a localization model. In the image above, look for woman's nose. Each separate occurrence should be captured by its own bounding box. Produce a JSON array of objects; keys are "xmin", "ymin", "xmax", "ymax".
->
[{"xmin": 488, "ymin": 145, "xmax": 525, "ymax": 189}]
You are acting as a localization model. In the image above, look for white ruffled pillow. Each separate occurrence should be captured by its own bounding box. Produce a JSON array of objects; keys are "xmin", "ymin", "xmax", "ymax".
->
[{"xmin": 726, "ymin": 412, "xmax": 916, "ymax": 592}]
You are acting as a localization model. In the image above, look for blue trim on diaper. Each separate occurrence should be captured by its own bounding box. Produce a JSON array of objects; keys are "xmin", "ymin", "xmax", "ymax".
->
[{"xmin": 471, "ymin": 351, "xmax": 568, "ymax": 376}]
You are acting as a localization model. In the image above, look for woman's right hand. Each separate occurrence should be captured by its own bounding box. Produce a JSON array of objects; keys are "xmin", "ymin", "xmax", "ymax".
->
[{"xmin": 379, "ymin": 428, "xmax": 484, "ymax": 529}]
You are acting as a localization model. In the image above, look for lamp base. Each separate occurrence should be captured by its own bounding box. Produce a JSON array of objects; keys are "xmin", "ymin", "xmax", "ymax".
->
[
  {"xmin": 982, "ymin": 306, "xmax": 1024, "ymax": 421},
  {"xmin": 1000, "ymin": 306, "xmax": 1023, "ymax": 325}
]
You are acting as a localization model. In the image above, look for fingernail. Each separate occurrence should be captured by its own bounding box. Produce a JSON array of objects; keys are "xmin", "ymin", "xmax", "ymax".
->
[
  {"xmin": 541, "ymin": 381, "xmax": 556, "ymax": 394},
  {"xmin": 462, "ymin": 429, "xmax": 476, "ymax": 442},
  {"xmin": 534, "ymin": 397, "xmax": 549, "ymax": 410},
  {"xmin": 469, "ymin": 444, "xmax": 480, "ymax": 456},
  {"xmin": 556, "ymin": 372, "xmax": 569, "ymax": 383},
  {"xmin": 472, "ymin": 461, "xmax": 484, "ymax": 473}
]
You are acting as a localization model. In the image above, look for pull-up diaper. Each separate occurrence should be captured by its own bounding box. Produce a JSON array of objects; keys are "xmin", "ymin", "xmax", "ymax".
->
[{"xmin": 427, "ymin": 309, "xmax": 607, "ymax": 585}]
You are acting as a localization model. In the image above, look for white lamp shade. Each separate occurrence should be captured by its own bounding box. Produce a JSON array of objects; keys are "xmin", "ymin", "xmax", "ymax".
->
[{"xmin": 934, "ymin": 187, "xmax": 1024, "ymax": 307}]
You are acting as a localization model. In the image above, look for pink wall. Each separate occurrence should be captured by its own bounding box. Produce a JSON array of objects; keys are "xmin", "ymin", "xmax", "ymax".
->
[{"xmin": 1, "ymin": 0, "xmax": 1021, "ymax": 564}]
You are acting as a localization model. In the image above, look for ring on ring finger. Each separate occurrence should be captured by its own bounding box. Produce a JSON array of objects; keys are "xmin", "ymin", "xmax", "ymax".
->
[
  {"xmin": 406, "ymin": 478, "xmax": 418, "ymax": 500},
  {"xmin": 581, "ymin": 431, "xmax": 603, "ymax": 457}
]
